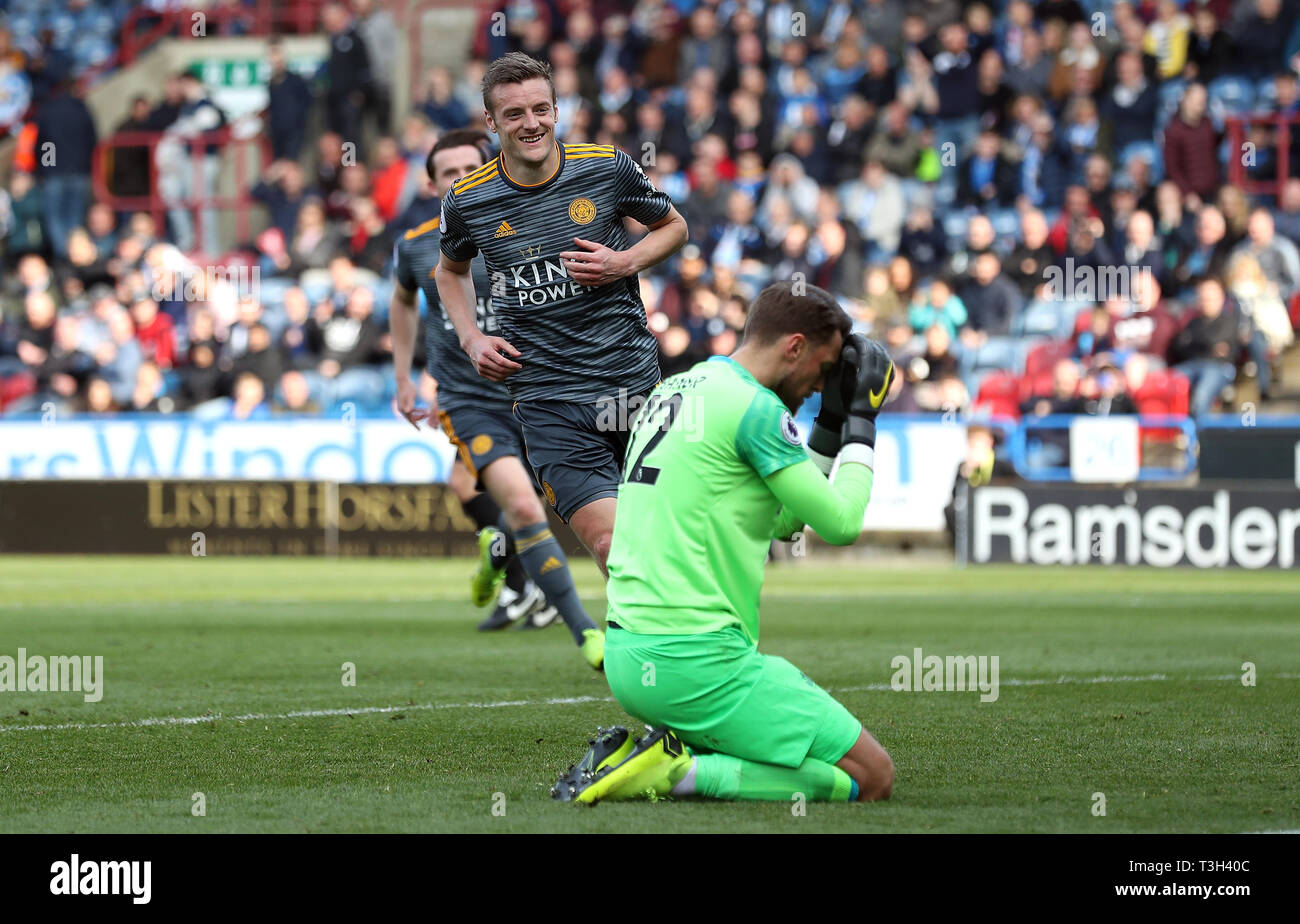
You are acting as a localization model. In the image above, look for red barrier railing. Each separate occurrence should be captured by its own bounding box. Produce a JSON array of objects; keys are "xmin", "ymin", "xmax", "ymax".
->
[
  {"xmin": 1225, "ymin": 113, "xmax": 1300, "ymax": 200},
  {"xmin": 91, "ymin": 127, "xmax": 272, "ymax": 257},
  {"xmin": 78, "ymin": 0, "xmax": 324, "ymax": 90}
]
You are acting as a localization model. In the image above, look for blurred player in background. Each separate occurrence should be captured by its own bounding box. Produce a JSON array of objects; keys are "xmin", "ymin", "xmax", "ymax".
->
[
  {"xmin": 554, "ymin": 283, "xmax": 895, "ymax": 805},
  {"xmin": 435, "ymin": 53, "xmax": 688, "ymax": 586},
  {"xmin": 394, "ymin": 130, "xmax": 614, "ymax": 664}
]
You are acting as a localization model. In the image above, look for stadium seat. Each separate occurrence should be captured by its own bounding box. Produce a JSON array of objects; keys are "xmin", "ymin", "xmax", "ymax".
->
[
  {"xmin": 0, "ymin": 373, "xmax": 37, "ymax": 412},
  {"xmin": 1133, "ymin": 369, "xmax": 1191, "ymax": 416},
  {"xmin": 1208, "ymin": 76, "xmax": 1256, "ymax": 116},
  {"xmin": 973, "ymin": 370, "xmax": 1022, "ymax": 419}
]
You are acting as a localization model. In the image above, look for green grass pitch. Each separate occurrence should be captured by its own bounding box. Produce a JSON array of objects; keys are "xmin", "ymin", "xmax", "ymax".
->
[{"xmin": 0, "ymin": 555, "xmax": 1296, "ymax": 833}]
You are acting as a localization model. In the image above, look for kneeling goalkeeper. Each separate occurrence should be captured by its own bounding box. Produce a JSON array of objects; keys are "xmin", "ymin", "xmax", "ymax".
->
[{"xmin": 562, "ymin": 281, "xmax": 895, "ymax": 804}]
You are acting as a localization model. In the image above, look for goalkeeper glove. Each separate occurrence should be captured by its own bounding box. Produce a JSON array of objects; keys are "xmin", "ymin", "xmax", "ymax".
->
[
  {"xmin": 841, "ymin": 333, "xmax": 895, "ymax": 449},
  {"xmin": 807, "ymin": 354, "xmax": 853, "ymax": 461}
]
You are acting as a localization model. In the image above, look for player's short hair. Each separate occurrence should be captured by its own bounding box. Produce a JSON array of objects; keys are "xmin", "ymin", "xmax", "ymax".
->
[
  {"xmin": 740, "ymin": 281, "xmax": 851, "ymax": 349},
  {"xmin": 481, "ymin": 52, "xmax": 555, "ymax": 116},
  {"xmin": 426, "ymin": 129, "xmax": 492, "ymax": 180}
]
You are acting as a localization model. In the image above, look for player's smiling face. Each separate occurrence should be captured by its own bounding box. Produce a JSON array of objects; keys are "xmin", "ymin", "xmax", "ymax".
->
[
  {"xmin": 776, "ymin": 332, "xmax": 843, "ymax": 413},
  {"xmin": 487, "ymin": 78, "xmax": 557, "ymax": 168}
]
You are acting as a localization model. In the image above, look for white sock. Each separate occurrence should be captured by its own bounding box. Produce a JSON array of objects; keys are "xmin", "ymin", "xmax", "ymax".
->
[{"xmin": 670, "ymin": 757, "xmax": 697, "ymax": 796}]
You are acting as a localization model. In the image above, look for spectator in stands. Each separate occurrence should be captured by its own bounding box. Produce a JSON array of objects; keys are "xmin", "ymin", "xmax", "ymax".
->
[
  {"xmin": 1230, "ymin": 0, "xmax": 1289, "ymax": 79},
  {"xmin": 368, "ymin": 137, "xmax": 408, "ymax": 223},
  {"xmin": 1100, "ymin": 52, "xmax": 1159, "ymax": 162},
  {"xmin": 961, "ymin": 251, "xmax": 1023, "ymax": 340},
  {"xmin": 1119, "ymin": 211, "xmax": 1164, "ymax": 282},
  {"xmin": 419, "ymin": 66, "xmax": 469, "ymax": 133},
  {"xmin": 306, "ymin": 285, "xmax": 386, "ymax": 408},
  {"xmin": 961, "ymin": 127, "xmax": 1018, "ymax": 211},
  {"xmin": 1079, "ymin": 361, "xmax": 1139, "ymax": 415},
  {"xmin": 232, "ymin": 323, "xmax": 282, "ymax": 396},
  {"xmin": 838, "ymin": 159, "xmax": 905, "ymax": 258},
  {"xmin": 321, "ymin": 1, "xmax": 371, "ymax": 159},
  {"xmin": 2, "ymin": 171, "xmax": 48, "ymax": 265},
  {"xmin": 826, "ymin": 95, "xmax": 874, "ymax": 183},
  {"xmin": 1163, "ymin": 83, "xmax": 1221, "ymax": 206},
  {"xmin": 109, "ymin": 96, "xmax": 154, "ymax": 202},
  {"xmin": 1185, "ymin": 5, "xmax": 1235, "ymax": 82},
  {"xmin": 274, "ymin": 369, "xmax": 321, "ymax": 415},
  {"xmin": 287, "ymin": 199, "xmax": 343, "ymax": 275},
  {"xmin": 131, "ymin": 297, "xmax": 176, "ymax": 371},
  {"xmin": 1233, "ymin": 207, "xmax": 1300, "ymax": 299},
  {"xmin": 95, "ymin": 306, "xmax": 143, "ymax": 407},
  {"xmin": 1110, "ymin": 276, "xmax": 1181, "ymax": 361},
  {"xmin": 863, "ymin": 265, "xmax": 913, "ymax": 348},
  {"xmin": 1169, "ymin": 277, "xmax": 1244, "ymax": 417},
  {"xmin": 227, "ymin": 371, "xmax": 271, "ymax": 421},
  {"xmin": 252, "ymin": 160, "xmax": 313, "ymax": 239},
  {"xmin": 1007, "ymin": 209, "xmax": 1055, "ymax": 298},
  {"xmin": 1171, "ymin": 204, "xmax": 1233, "ymax": 295},
  {"xmin": 34, "ymin": 78, "xmax": 97, "ymax": 260},
  {"xmin": 865, "ymin": 102, "xmax": 922, "ymax": 179},
  {"xmin": 266, "ymin": 38, "xmax": 313, "ymax": 162},
  {"xmin": 1272, "ymin": 177, "xmax": 1300, "ymax": 242},
  {"xmin": 1226, "ymin": 252, "xmax": 1295, "ymax": 360},
  {"xmin": 898, "ymin": 205, "xmax": 949, "ymax": 278},
  {"xmin": 347, "ymin": 197, "xmax": 395, "ymax": 276},
  {"xmin": 910, "ymin": 276, "xmax": 968, "ymax": 339},
  {"xmin": 1022, "ymin": 358, "xmax": 1084, "ymax": 417},
  {"xmin": 146, "ymin": 74, "xmax": 185, "ymax": 132},
  {"xmin": 353, "ymin": 0, "xmax": 396, "ymax": 136},
  {"xmin": 158, "ymin": 72, "xmax": 226, "ymax": 254}
]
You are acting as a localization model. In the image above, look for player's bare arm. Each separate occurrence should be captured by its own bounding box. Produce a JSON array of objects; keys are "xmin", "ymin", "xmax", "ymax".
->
[
  {"xmin": 389, "ymin": 280, "xmax": 426, "ymax": 429},
  {"xmin": 435, "ymin": 254, "xmax": 521, "ymax": 382},
  {"xmin": 559, "ymin": 207, "xmax": 688, "ymax": 287}
]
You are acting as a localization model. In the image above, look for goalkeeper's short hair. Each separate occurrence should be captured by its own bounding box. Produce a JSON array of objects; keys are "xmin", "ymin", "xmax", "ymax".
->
[{"xmin": 740, "ymin": 281, "xmax": 851, "ymax": 349}]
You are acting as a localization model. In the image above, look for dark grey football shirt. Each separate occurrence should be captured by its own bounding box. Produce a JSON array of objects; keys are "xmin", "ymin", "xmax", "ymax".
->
[
  {"xmin": 438, "ymin": 143, "xmax": 671, "ymax": 404},
  {"xmin": 393, "ymin": 215, "xmax": 511, "ymax": 412}
]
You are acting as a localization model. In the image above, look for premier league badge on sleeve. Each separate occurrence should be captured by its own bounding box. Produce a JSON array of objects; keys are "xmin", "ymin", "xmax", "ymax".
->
[{"xmin": 780, "ymin": 411, "xmax": 801, "ymax": 446}]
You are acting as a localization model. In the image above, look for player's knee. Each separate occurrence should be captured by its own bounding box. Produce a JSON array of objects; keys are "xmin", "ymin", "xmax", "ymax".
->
[
  {"xmin": 503, "ymin": 493, "xmax": 545, "ymax": 531},
  {"xmin": 588, "ymin": 531, "xmax": 612, "ymax": 571}
]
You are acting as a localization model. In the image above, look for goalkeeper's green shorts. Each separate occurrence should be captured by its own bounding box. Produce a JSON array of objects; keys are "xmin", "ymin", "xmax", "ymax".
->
[{"xmin": 604, "ymin": 625, "xmax": 863, "ymax": 768}]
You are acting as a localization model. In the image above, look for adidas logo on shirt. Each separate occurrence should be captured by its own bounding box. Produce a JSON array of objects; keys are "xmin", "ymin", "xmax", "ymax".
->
[{"xmin": 494, "ymin": 221, "xmax": 516, "ymax": 238}]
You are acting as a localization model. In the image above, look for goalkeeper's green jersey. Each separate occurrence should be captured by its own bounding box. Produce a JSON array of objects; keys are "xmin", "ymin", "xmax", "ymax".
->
[{"xmin": 606, "ymin": 355, "xmax": 874, "ymax": 645}]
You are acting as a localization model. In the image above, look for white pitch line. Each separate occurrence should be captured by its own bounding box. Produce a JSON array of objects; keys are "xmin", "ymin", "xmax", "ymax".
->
[
  {"xmin": 2, "ymin": 672, "xmax": 1296, "ymax": 734},
  {"xmin": 0, "ymin": 695, "xmax": 613, "ymax": 734}
]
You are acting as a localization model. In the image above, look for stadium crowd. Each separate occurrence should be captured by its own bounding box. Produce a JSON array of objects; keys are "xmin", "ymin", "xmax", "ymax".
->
[{"xmin": 3, "ymin": 0, "xmax": 1300, "ymax": 424}]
